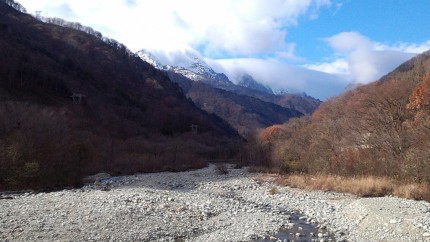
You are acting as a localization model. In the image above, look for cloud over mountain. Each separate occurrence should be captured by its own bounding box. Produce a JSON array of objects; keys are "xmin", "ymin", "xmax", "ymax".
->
[
  {"xmin": 209, "ymin": 58, "xmax": 348, "ymax": 100},
  {"xmin": 308, "ymin": 32, "xmax": 429, "ymax": 85},
  {"xmin": 18, "ymin": 1, "xmax": 430, "ymax": 99},
  {"xmin": 19, "ymin": 0, "xmax": 331, "ymax": 57}
]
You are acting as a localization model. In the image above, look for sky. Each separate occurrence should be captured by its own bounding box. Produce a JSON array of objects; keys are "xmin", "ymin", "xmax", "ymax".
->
[{"xmin": 18, "ymin": 0, "xmax": 430, "ymax": 100}]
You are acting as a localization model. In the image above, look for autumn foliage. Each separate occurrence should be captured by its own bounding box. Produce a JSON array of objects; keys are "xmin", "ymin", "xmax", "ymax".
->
[
  {"xmin": 259, "ymin": 125, "xmax": 283, "ymax": 142},
  {"xmin": 408, "ymin": 73, "xmax": 430, "ymax": 110},
  {"xmin": 244, "ymin": 52, "xmax": 430, "ymax": 197}
]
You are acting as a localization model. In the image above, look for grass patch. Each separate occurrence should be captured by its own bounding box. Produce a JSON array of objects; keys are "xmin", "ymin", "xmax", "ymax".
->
[
  {"xmin": 268, "ymin": 186, "xmax": 280, "ymax": 195},
  {"xmin": 394, "ymin": 183, "xmax": 430, "ymax": 201},
  {"xmin": 284, "ymin": 174, "xmax": 430, "ymax": 201},
  {"xmin": 248, "ymin": 166, "xmax": 280, "ymax": 173}
]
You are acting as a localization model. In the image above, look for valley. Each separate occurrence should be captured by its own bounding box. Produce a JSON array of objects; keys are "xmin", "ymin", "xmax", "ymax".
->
[
  {"xmin": 1, "ymin": 1, "xmax": 430, "ymax": 241},
  {"xmin": 1, "ymin": 165, "xmax": 429, "ymax": 242}
]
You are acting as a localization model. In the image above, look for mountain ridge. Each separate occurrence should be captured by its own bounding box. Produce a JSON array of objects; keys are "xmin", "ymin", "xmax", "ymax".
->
[
  {"xmin": 138, "ymin": 49, "xmax": 321, "ymax": 118},
  {"xmin": 252, "ymin": 48, "xmax": 430, "ymax": 187},
  {"xmin": 166, "ymin": 70, "xmax": 303, "ymax": 134},
  {"xmin": 0, "ymin": 1, "xmax": 239, "ymax": 190}
]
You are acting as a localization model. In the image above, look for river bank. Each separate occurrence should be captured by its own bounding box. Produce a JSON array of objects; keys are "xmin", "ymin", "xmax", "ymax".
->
[{"xmin": 1, "ymin": 164, "xmax": 429, "ymax": 241}]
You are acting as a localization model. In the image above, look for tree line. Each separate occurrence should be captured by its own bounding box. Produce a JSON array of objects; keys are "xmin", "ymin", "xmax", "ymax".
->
[
  {"xmin": 245, "ymin": 69, "xmax": 430, "ymax": 184},
  {"xmin": 1, "ymin": 0, "xmax": 27, "ymax": 13}
]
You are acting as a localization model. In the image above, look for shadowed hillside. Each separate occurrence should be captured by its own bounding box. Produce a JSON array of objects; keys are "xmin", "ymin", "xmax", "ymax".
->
[
  {"xmin": 167, "ymin": 71, "xmax": 304, "ymax": 135},
  {"xmin": 0, "ymin": 1, "xmax": 239, "ymax": 190},
  {"xmin": 138, "ymin": 50, "xmax": 320, "ymax": 135},
  {"xmin": 228, "ymin": 85, "xmax": 321, "ymax": 115}
]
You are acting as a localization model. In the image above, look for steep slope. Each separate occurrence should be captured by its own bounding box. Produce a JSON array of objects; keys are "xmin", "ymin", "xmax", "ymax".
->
[
  {"xmin": 237, "ymin": 74, "xmax": 274, "ymax": 94},
  {"xmin": 138, "ymin": 50, "xmax": 321, "ymax": 115},
  {"xmin": 138, "ymin": 50, "xmax": 320, "ymax": 134},
  {"xmin": 167, "ymin": 71, "xmax": 302, "ymax": 134},
  {"xmin": 0, "ymin": 2, "xmax": 239, "ymax": 190},
  {"xmin": 137, "ymin": 50, "xmax": 234, "ymax": 90},
  {"xmin": 225, "ymin": 85, "xmax": 321, "ymax": 115},
  {"xmin": 255, "ymin": 49, "xmax": 430, "ymax": 184}
]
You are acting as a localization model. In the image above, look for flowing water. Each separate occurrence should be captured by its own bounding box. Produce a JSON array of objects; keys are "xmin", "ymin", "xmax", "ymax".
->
[{"xmin": 252, "ymin": 212, "xmax": 336, "ymax": 242}]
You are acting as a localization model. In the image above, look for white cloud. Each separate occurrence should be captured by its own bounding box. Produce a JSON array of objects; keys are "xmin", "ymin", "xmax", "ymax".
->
[
  {"xmin": 374, "ymin": 40, "xmax": 430, "ymax": 54},
  {"xmin": 18, "ymin": 0, "xmax": 331, "ymax": 56},
  {"xmin": 146, "ymin": 47, "xmax": 202, "ymax": 67},
  {"xmin": 304, "ymin": 58, "xmax": 349, "ymax": 75},
  {"xmin": 18, "ymin": 0, "xmax": 349, "ymax": 100},
  {"xmin": 208, "ymin": 58, "xmax": 349, "ymax": 100},
  {"xmin": 20, "ymin": 1, "xmax": 430, "ymax": 100},
  {"xmin": 320, "ymin": 32, "xmax": 417, "ymax": 84},
  {"xmin": 274, "ymin": 43, "xmax": 304, "ymax": 62}
]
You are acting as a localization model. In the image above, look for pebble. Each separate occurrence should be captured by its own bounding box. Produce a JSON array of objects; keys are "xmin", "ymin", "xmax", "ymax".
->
[{"xmin": 0, "ymin": 164, "xmax": 429, "ymax": 242}]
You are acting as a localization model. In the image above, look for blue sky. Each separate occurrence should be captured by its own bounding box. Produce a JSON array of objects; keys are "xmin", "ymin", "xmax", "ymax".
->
[
  {"xmin": 18, "ymin": 0, "xmax": 430, "ymax": 99},
  {"xmin": 287, "ymin": 0, "xmax": 430, "ymax": 63}
]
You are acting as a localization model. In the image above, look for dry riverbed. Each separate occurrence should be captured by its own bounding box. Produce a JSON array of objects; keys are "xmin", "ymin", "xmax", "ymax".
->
[{"xmin": 1, "ymin": 165, "xmax": 430, "ymax": 241}]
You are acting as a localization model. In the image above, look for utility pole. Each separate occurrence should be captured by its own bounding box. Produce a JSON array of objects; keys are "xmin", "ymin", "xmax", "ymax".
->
[
  {"xmin": 191, "ymin": 124, "xmax": 198, "ymax": 135},
  {"xmin": 70, "ymin": 93, "xmax": 86, "ymax": 104}
]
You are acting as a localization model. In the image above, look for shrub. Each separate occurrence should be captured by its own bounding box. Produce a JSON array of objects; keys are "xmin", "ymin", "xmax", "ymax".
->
[
  {"xmin": 268, "ymin": 186, "xmax": 280, "ymax": 195},
  {"xmin": 215, "ymin": 163, "xmax": 229, "ymax": 175},
  {"xmin": 285, "ymin": 173, "xmax": 430, "ymax": 201}
]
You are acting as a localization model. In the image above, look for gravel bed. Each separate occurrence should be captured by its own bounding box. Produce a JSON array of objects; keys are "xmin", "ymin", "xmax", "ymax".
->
[{"xmin": 1, "ymin": 164, "xmax": 429, "ymax": 241}]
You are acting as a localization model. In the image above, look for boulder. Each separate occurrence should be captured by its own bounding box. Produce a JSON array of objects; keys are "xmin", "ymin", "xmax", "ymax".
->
[{"xmin": 82, "ymin": 173, "xmax": 112, "ymax": 184}]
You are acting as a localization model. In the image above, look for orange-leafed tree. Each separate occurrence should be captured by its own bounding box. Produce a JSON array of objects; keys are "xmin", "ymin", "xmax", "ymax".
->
[
  {"xmin": 408, "ymin": 72, "xmax": 430, "ymax": 130},
  {"xmin": 259, "ymin": 125, "xmax": 283, "ymax": 142},
  {"xmin": 408, "ymin": 72, "xmax": 430, "ymax": 111}
]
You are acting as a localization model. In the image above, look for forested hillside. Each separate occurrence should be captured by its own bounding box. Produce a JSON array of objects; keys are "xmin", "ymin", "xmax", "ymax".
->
[
  {"xmin": 249, "ymin": 51, "xmax": 430, "ymax": 199},
  {"xmin": 167, "ymin": 71, "xmax": 304, "ymax": 134},
  {"xmin": 0, "ymin": 1, "xmax": 239, "ymax": 190},
  {"xmin": 138, "ymin": 50, "xmax": 320, "ymax": 135}
]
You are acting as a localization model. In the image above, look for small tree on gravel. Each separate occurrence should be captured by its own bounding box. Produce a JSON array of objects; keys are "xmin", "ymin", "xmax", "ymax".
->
[{"xmin": 215, "ymin": 163, "xmax": 229, "ymax": 175}]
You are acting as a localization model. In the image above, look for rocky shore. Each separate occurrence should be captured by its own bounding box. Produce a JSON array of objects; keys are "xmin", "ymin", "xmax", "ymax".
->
[{"xmin": 1, "ymin": 164, "xmax": 429, "ymax": 241}]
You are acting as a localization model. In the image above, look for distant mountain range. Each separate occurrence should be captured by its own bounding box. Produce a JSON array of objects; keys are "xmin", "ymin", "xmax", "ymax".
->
[
  {"xmin": 137, "ymin": 50, "xmax": 321, "ymax": 134},
  {"xmin": 137, "ymin": 50, "xmax": 307, "ymax": 96}
]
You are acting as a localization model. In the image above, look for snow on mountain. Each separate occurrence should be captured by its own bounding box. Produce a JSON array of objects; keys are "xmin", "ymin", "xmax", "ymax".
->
[
  {"xmin": 137, "ymin": 49, "xmax": 234, "ymax": 90},
  {"xmin": 137, "ymin": 49, "xmax": 320, "ymax": 101},
  {"xmin": 273, "ymin": 88, "xmax": 314, "ymax": 99},
  {"xmin": 166, "ymin": 66, "xmax": 201, "ymax": 81},
  {"xmin": 273, "ymin": 89, "xmax": 291, "ymax": 95},
  {"xmin": 168, "ymin": 56, "xmax": 231, "ymax": 84},
  {"xmin": 237, "ymin": 74, "xmax": 273, "ymax": 94},
  {"xmin": 136, "ymin": 50, "xmax": 165, "ymax": 70}
]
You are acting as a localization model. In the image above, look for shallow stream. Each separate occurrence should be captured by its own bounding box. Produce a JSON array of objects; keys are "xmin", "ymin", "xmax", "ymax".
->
[{"xmin": 252, "ymin": 212, "xmax": 336, "ymax": 242}]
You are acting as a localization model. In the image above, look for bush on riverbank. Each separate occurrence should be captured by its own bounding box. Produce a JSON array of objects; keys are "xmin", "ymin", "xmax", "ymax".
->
[{"xmin": 277, "ymin": 174, "xmax": 430, "ymax": 201}]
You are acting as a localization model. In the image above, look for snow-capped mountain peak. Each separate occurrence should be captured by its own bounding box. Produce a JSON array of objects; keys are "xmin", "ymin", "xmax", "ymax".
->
[
  {"xmin": 188, "ymin": 57, "xmax": 213, "ymax": 74},
  {"xmin": 136, "ymin": 50, "xmax": 165, "ymax": 70},
  {"xmin": 237, "ymin": 74, "xmax": 273, "ymax": 94},
  {"xmin": 137, "ymin": 49, "xmax": 233, "ymax": 89}
]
